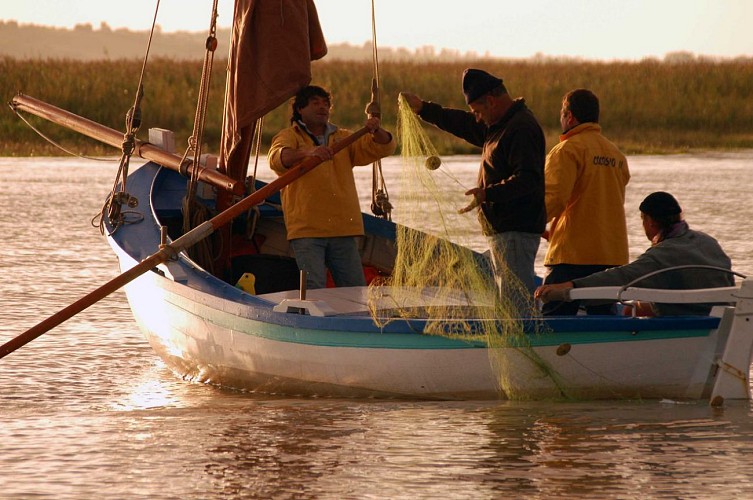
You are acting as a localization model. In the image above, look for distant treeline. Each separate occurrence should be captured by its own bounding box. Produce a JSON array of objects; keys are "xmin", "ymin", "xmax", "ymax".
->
[
  {"xmin": 0, "ymin": 21, "xmax": 487, "ymax": 62},
  {"xmin": 2, "ymin": 56, "xmax": 753, "ymax": 156}
]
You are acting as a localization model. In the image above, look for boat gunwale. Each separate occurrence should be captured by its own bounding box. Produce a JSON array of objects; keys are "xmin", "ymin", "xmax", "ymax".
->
[{"xmin": 107, "ymin": 162, "xmax": 724, "ymax": 345}]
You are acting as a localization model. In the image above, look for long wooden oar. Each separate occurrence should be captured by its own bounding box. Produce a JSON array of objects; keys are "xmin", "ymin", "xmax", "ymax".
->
[{"xmin": 0, "ymin": 127, "xmax": 369, "ymax": 360}]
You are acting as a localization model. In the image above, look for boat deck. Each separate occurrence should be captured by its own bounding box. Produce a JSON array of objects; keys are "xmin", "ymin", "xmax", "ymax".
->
[{"xmin": 259, "ymin": 285, "xmax": 495, "ymax": 317}]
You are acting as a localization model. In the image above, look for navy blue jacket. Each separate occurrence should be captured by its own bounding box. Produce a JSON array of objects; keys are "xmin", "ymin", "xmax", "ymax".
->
[{"xmin": 419, "ymin": 98, "xmax": 546, "ymax": 235}]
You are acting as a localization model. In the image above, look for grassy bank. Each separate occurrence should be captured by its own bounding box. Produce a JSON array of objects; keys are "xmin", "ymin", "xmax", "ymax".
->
[{"xmin": 2, "ymin": 57, "xmax": 752, "ymax": 157}]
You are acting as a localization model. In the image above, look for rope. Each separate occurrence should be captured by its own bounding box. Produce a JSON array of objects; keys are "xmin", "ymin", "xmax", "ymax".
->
[
  {"xmin": 370, "ymin": 0, "xmax": 380, "ymax": 88},
  {"xmin": 243, "ymin": 118, "xmax": 265, "ymax": 244},
  {"xmin": 183, "ymin": 0, "xmax": 220, "ymax": 208},
  {"xmin": 9, "ymin": 106, "xmax": 114, "ymax": 162},
  {"xmin": 368, "ymin": 0, "xmax": 391, "ymax": 220},
  {"xmin": 248, "ymin": 117, "xmax": 265, "ymax": 192},
  {"xmin": 98, "ymin": 0, "xmax": 162, "ymax": 236},
  {"xmin": 179, "ymin": 0, "xmax": 221, "ymax": 273}
]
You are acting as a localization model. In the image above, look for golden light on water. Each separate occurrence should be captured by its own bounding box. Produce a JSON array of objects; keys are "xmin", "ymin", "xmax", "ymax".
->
[
  {"xmin": 113, "ymin": 367, "xmax": 178, "ymax": 410},
  {"xmin": 112, "ymin": 361, "xmax": 181, "ymax": 411}
]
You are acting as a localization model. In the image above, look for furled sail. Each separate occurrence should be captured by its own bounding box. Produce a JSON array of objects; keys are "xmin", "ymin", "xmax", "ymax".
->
[
  {"xmin": 219, "ymin": 0, "xmax": 327, "ymax": 183},
  {"xmin": 213, "ymin": 0, "xmax": 327, "ymax": 278}
]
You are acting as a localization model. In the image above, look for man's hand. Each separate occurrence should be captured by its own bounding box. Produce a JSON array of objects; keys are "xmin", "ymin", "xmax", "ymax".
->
[
  {"xmin": 534, "ymin": 282, "xmax": 574, "ymax": 303},
  {"xmin": 309, "ymin": 145, "xmax": 333, "ymax": 161},
  {"xmin": 458, "ymin": 187, "xmax": 486, "ymax": 214},
  {"xmin": 365, "ymin": 116, "xmax": 381, "ymax": 133},
  {"xmin": 399, "ymin": 92, "xmax": 423, "ymax": 113},
  {"xmin": 365, "ymin": 116, "xmax": 391, "ymax": 144},
  {"xmin": 280, "ymin": 145, "xmax": 333, "ymax": 168}
]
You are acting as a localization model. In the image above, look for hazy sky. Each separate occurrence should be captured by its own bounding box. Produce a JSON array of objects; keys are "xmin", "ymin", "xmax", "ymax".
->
[{"xmin": 4, "ymin": 0, "xmax": 753, "ymax": 60}]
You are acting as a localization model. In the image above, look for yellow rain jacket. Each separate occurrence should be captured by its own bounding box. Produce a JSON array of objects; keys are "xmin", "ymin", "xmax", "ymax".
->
[
  {"xmin": 544, "ymin": 123, "xmax": 630, "ymax": 266},
  {"xmin": 268, "ymin": 123, "xmax": 396, "ymax": 240}
]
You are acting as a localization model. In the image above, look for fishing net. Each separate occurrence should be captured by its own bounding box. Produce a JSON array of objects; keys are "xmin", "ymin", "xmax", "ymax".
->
[{"xmin": 367, "ymin": 95, "xmax": 564, "ymax": 399}]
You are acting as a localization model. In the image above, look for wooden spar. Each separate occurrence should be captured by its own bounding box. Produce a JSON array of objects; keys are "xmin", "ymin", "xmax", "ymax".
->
[
  {"xmin": 10, "ymin": 93, "xmax": 242, "ymax": 195},
  {"xmin": 0, "ymin": 126, "xmax": 369, "ymax": 360}
]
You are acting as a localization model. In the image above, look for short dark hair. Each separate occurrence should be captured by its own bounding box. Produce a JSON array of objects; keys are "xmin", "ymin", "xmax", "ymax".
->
[
  {"xmin": 650, "ymin": 212, "xmax": 684, "ymax": 231},
  {"xmin": 640, "ymin": 191, "xmax": 683, "ymax": 230},
  {"xmin": 564, "ymin": 89, "xmax": 599, "ymax": 123},
  {"xmin": 290, "ymin": 85, "xmax": 332, "ymax": 124}
]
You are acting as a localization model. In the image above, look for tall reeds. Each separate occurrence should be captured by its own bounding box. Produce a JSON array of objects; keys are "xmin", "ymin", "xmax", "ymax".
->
[{"xmin": 2, "ymin": 56, "xmax": 752, "ymax": 156}]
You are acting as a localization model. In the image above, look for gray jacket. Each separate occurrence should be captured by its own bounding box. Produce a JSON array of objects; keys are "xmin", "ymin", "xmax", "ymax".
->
[{"xmin": 573, "ymin": 223, "xmax": 734, "ymax": 315}]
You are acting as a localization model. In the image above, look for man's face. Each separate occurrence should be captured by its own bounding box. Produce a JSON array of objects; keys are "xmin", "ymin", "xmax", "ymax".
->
[
  {"xmin": 298, "ymin": 95, "xmax": 331, "ymax": 128},
  {"xmin": 560, "ymin": 101, "xmax": 573, "ymax": 133},
  {"xmin": 641, "ymin": 212, "xmax": 659, "ymax": 241},
  {"xmin": 468, "ymin": 95, "xmax": 493, "ymax": 125}
]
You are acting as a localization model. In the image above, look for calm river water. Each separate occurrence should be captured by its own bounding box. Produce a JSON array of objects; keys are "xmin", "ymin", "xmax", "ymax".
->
[{"xmin": 2, "ymin": 152, "xmax": 753, "ymax": 499}]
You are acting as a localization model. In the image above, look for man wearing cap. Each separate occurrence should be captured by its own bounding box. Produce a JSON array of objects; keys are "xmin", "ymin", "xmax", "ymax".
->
[
  {"xmin": 400, "ymin": 69, "xmax": 546, "ymax": 303},
  {"xmin": 541, "ymin": 89, "xmax": 631, "ymax": 316},
  {"xmin": 534, "ymin": 192, "xmax": 734, "ymax": 316}
]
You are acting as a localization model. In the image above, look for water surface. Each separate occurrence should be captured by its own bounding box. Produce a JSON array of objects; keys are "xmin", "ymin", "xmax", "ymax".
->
[{"xmin": 2, "ymin": 153, "xmax": 753, "ymax": 498}]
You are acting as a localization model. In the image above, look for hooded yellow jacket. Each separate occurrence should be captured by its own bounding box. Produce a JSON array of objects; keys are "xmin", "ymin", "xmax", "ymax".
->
[
  {"xmin": 544, "ymin": 123, "xmax": 630, "ymax": 266},
  {"xmin": 268, "ymin": 123, "xmax": 396, "ymax": 240}
]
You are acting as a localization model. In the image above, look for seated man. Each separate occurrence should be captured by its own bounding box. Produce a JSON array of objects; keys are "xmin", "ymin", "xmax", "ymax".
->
[{"xmin": 534, "ymin": 191, "xmax": 734, "ymax": 316}]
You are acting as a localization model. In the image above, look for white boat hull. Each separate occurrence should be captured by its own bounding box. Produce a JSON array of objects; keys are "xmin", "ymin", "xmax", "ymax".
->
[
  {"xmin": 104, "ymin": 164, "xmax": 752, "ymax": 401},
  {"xmin": 114, "ymin": 247, "xmax": 737, "ymax": 400}
]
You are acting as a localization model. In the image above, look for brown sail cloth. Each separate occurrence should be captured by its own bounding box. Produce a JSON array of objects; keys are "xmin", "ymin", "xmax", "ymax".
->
[
  {"xmin": 214, "ymin": 0, "xmax": 327, "ymax": 276},
  {"xmin": 220, "ymin": 0, "xmax": 327, "ymax": 183}
]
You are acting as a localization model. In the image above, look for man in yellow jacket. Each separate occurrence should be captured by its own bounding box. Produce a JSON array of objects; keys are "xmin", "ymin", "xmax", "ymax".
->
[
  {"xmin": 542, "ymin": 89, "xmax": 630, "ymax": 315},
  {"xmin": 268, "ymin": 85, "xmax": 396, "ymax": 290}
]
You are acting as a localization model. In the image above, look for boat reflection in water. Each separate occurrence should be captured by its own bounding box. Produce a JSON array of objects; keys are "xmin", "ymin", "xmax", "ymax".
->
[{"xmin": 2, "ymin": 156, "xmax": 753, "ymax": 498}]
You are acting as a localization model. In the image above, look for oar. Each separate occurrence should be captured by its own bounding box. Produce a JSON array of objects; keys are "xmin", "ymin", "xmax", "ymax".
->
[{"xmin": 0, "ymin": 127, "xmax": 369, "ymax": 360}]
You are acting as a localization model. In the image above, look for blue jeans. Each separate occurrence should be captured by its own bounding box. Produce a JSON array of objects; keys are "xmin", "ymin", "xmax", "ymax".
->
[
  {"xmin": 486, "ymin": 231, "xmax": 540, "ymax": 304},
  {"xmin": 289, "ymin": 237, "xmax": 366, "ymax": 290}
]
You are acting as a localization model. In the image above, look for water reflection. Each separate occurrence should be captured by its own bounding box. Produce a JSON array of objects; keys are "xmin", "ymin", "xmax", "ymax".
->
[
  {"xmin": 3, "ymin": 155, "xmax": 753, "ymax": 498},
  {"xmin": 113, "ymin": 371, "xmax": 180, "ymax": 411},
  {"xmin": 201, "ymin": 402, "xmax": 362, "ymax": 497},
  {"xmin": 478, "ymin": 401, "xmax": 753, "ymax": 497}
]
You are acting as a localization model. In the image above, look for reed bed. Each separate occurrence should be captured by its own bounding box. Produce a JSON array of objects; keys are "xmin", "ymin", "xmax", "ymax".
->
[{"xmin": 2, "ymin": 57, "xmax": 752, "ymax": 156}]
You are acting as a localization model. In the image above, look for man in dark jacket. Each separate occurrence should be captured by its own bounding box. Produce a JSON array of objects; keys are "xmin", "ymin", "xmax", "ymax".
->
[
  {"xmin": 534, "ymin": 192, "xmax": 734, "ymax": 316},
  {"xmin": 400, "ymin": 69, "xmax": 546, "ymax": 303}
]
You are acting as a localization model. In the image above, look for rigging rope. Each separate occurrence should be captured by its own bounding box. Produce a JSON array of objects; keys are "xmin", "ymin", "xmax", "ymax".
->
[
  {"xmin": 97, "ymin": 0, "xmax": 162, "ymax": 236},
  {"xmin": 368, "ymin": 0, "xmax": 392, "ymax": 220},
  {"xmin": 243, "ymin": 117, "xmax": 265, "ymax": 246},
  {"xmin": 179, "ymin": 0, "xmax": 221, "ymax": 273},
  {"xmin": 182, "ymin": 0, "xmax": 220, "ymax": 206},
  {"xmin": 9, "ymin": 106, "xmax": 114, "ymax": 162}
]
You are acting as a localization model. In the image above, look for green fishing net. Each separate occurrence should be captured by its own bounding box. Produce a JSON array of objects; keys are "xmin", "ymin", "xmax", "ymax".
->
[{"xmin": 367, "ymin": 95, "xmax": 565, "ymax": 399}]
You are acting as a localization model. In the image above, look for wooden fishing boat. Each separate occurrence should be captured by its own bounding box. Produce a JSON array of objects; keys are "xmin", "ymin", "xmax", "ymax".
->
[
  {"xmin": 95, "ymin": 159, "xmax": 751, "ymax": 401},
  {"xmin": 5, "ymin": 1, "xmax": 753, "ymax": 402}
]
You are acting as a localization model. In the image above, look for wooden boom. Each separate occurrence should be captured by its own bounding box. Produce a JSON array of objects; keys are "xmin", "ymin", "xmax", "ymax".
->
[{"xmin": 10, "ymin": 93, "xmax": 242, "ymax": 195}]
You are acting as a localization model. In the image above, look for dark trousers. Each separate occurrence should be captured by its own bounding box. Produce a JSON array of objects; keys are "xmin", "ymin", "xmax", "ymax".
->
[{"xmin": 542, "ymin": 264, "xmax": 618, "ymax": 316}]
